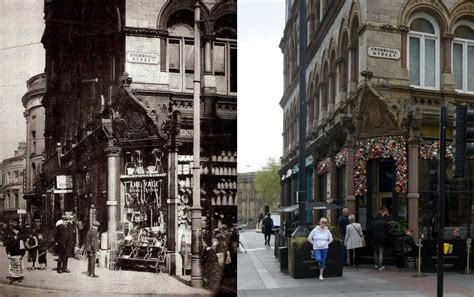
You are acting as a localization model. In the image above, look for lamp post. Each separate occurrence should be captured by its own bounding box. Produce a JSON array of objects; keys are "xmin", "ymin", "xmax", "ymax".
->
[
  {"xmin": 292, "ymin": 0, "xmax": 309, "ymax": 237},
  {"xmin": 190, "ymin": 0, "xmax": 203, "ymax": 288}
]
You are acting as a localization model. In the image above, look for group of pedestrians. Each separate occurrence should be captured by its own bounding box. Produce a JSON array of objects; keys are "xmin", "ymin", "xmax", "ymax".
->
[
  {"xmin": 54, "ymin": 214, "xmax": 100, "ymax": 277},
  {"xmin": 338, "ymin": 207, "xmax": 391, "ymax": 270},
  {"xmin": 3, "ymin": 224, "xmax": 50, "ymax": 272},
  {"xmin": 2, "ymin": 214, "xmax": 101, "ymax": 280}
]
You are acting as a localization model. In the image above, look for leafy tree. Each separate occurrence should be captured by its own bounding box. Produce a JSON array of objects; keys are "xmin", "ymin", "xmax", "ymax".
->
[{"xmin": 254, "ymin": 158, "xmax": 281, "ymax": 206}]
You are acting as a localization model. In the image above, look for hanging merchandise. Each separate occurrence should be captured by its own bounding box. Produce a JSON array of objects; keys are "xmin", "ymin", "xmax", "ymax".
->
[{"xmin": 354, "ymin": 135, "xmax": 408, "ymax": 196}]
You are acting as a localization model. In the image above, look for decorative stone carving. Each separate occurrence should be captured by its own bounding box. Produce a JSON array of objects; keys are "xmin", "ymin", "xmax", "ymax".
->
[
  {"xmin": 107, "ymin": 73, "xmax": 171, "ymax": 143},
  {"xmin": 354, "ymin": 80, "xmax": 400, "ymax": 138}
]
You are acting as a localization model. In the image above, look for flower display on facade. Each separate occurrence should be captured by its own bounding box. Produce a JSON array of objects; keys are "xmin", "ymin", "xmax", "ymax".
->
[
  {"xmin": 419, "ymin": 139, "xmax": 453, "ymax": 159},
  {"xmin": 335, "ymin": 147, "xmax": 348, "ymax": 168},
  {"xmin": 316, "ymin": 158, "xmax": 331, "ymax": 175},
  {"xmin": 354, "ymin": 136, "xmax": 408, "ymax": 196}
]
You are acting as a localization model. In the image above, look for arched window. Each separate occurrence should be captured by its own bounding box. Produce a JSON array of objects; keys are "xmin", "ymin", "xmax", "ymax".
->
[
  {"xmin": 408, "ymin": 15, "xmax": 439, "ymax": 89},
  {"xmin": 453, "ymin": 21, "xmax": 474, "ymax": 93}
]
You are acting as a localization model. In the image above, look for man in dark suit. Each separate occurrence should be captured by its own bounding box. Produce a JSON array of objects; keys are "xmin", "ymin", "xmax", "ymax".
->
[
  {"xmin": 368, "ymin": 214, "xmax": 388, "ymax": 270},
  {"xmin": 55, "ymin": 216, "xmax": 70, "ymax": 273},
  {"xmin": 84, "ymin": 221, "xmax": 100, "ymax": 277}
]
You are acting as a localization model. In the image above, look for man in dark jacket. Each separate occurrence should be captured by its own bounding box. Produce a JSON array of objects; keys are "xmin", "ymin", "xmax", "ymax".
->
[
  {"xmin": 84, "ymin": 221, "xmax": 100, "ymax": 277},
  {"xmin": 55, "ymin": 216, "xmax": 70, "ymax": 273},
  {"xmin": 262, "ymin": 213, "xmax": 273, "ymax": 246},
  {"xmin": 368, "ymin": 214, "xmax": 388, "ymax": 270},
  {"xmin": 337, "ymin": 208, "xmax": 350, "ymax": 265}
]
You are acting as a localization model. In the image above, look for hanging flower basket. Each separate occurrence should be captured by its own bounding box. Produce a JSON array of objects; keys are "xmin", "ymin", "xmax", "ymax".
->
[{"xmin": 316, "ymin": 158, "xmax": 331, "ymax": 175}]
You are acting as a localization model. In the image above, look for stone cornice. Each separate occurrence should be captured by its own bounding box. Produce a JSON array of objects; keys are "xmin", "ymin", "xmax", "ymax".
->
[{"xmin": 124, "ymin": 27, "xmax": 168, "ymax": 38}]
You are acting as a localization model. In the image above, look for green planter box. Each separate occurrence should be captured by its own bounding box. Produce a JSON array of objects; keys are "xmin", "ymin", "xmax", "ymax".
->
[{"xmin": 288, "ymin": 238, "xmax": 343, "ymax": 278}]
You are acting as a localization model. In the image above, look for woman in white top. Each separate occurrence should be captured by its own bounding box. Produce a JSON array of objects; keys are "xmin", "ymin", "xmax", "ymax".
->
[
  {"xmin": 307, "ymin": 217, "xmax": 333, "ymax": 280},
  {"xmin": 344, "ymin": 215, "xmax": 365, "ymax": 268}
]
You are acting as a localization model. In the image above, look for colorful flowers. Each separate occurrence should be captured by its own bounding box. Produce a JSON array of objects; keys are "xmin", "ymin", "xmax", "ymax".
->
[{"xmin": 354, "ymin": 136, "xmax": 408, "ymax": 196}]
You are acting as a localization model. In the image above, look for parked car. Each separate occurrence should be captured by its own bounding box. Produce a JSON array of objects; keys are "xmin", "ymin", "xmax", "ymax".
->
[{"xmin": 271, "ymin": 213, "xmax": 280, "ymax": 233}]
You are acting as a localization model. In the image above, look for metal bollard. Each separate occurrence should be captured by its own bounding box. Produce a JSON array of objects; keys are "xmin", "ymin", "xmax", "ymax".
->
[
  {"xmin": 462, "ymin": 238, "xmax": 471, "ymax": 275},
  {"xmin": 413, "ymin": 237, "xmax": 427, "ymax": 278}
]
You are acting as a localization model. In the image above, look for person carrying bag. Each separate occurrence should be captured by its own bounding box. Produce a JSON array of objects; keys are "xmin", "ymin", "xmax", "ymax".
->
[{"xmin": 344, "ymin": 215, "xmax": 365, "ymax": 268}]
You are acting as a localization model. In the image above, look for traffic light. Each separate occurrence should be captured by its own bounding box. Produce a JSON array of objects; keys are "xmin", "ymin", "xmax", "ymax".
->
[{"xmin": 453, "ymin": 104, "xmax": 474, "ymax": 177}]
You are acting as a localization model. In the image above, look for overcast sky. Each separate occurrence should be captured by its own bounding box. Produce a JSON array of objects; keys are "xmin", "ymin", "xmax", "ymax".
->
[
  {"xmin": 0, "ymin": 0, "xmax": 45, "ymax": 161},
  {"xmin": 237, "ymin": 0, "xmax": 285, "ymax": 173},
  {"xmin": 0, "ymin": 0, "xmax": 285, "ymax": 173}
]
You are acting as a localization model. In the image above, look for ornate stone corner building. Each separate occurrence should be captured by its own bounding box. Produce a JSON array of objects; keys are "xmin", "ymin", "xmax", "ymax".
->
[
  {"xmin": 22, "ymin": 73, "xmax": 47, "ymax": 227},
  {"xmin": 280, "ymin": 0, "xmax": 474, "ymax": 240},
  {"xmin": 41, "ymin": 0, "xmax": 236, "ymax": 278}
]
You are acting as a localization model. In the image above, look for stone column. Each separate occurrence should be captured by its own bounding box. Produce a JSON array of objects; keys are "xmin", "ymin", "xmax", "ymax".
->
[
  {"xmin": 319, "ymin": 82, "xmax": 327, "ymax": 123},
  {"xmin": 442, "ymin": 33, "xmax": 454, "ymax": 90},
  {"xmin": 307, "ymin": 13, "xmax": 315, "ymax": 44},
  {"xmin": 328, "ymin": 72, "xmax": 335, "ymax": 114},
  {"xmin": 203, "ymin": 35, "xmax": 216, "ymax": 94},
  {"xmin": 167, "ymin": 141, "xmax": 181, "ymax": 275},
  {"xmin": 407, "ymin": 138, "xmax": 420, "ymax": 239},
  {"xmin": 337, "ymin": 57, "xmax": 347, "ymax": 101},
  {"xmin": 346, "ymin": 138, "xmax": 356, "ymax": 215},
  {"xmin": 399, "ymin": 26, "xmax": 409, "ymax": 68},
  {"xmin": 320, "ymin": 0, "xmax": 328, "ymax": 21},
  {"xmin": 314, "ymin": 1, "xmax": 321, "ymax": 32},
  {"xmin": 348, "ymin": 43, "xmax": 357, "ymax": 94},
  {"xmin": 105, "ymin": 145, "xmax": 121, "ymax": 252}
]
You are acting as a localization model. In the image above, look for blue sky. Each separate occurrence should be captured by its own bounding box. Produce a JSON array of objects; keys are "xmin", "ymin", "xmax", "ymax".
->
[{"xmin": 237, "ymin": 0, "xmax": 285, "ymax": 173}]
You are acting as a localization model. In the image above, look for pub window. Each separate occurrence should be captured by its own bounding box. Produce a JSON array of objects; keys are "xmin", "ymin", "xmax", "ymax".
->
[
  {"xmin": 168, "ymin": 39, "xmax": 181, "ymax": 73},
  {"xmin": 452, "ymin": 21, "xmax": 474, "ymax": 93},
  {"xmin": 408, "ymin": 15, "xmax": 439, "ymax": 89},
  {"xmin": 213, "ymin": 42, "xmax": 226, "ymax": 76}
]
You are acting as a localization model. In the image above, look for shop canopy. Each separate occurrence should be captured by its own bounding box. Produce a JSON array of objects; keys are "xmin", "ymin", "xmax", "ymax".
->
[
  {"xmin": 305, "ymin": 200, "xmax": 343, "ymax": 211},
  {"xmin": 274, "ymin": 204, "xmax": 299, "ymax": 213}
]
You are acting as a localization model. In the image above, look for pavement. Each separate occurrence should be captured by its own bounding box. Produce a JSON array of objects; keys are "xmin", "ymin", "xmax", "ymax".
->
[
  {"xmin": 0, "ymin": 244, "xmax": 212, "ymax": 296},
  {"xmin": 237, "ymin": 229, "xmax": 474, "ymax": 297}
]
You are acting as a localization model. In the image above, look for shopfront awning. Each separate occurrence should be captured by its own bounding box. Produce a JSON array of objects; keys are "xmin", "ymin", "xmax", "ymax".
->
[
  {"xmin": 23, "ymin": 192, "xmax": 40, "ymax": 200},
  {"xmin": 305, "ymin": 200, "xmax": 343, "ymax": 211},
  {"xmin": 274, "ymin": 204, "xmax": 299, "ymax": 213}
]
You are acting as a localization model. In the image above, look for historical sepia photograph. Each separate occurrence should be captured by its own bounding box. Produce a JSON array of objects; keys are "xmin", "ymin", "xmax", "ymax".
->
[
  {"xmin": 237, "ymin": 0, "xmax": 474, "ymax": 297},
  {"xmin": 0, "ymin": 0, "xmax": 237, "ymax": 296}
]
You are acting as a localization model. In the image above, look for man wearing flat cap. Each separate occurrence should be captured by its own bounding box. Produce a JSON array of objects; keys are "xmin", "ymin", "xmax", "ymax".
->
[{"xmin": 84, "ymin": 221, "xmax": 100, "ymax": 277}]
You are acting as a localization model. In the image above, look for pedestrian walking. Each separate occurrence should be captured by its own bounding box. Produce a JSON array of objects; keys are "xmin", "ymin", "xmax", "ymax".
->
[
  {"xmin": 262, "ymin": 213, "xmax": 273, "ymax": 246},
  {"xmin": 54, "ymin": 216, "xmax": 70, "ymax": 273},
  {"xmin": 307, "ymin": 217, "xmax": 333, "ymax": 281},
  {"xmin": 5, "ymin": 226, "xmax": 25, "ymax": 283},
  {"xmin": 25, "ymin": 232, "xmax": 39, "ymax": 270},
  {"xmin": 344, "ymin": 215, "xmax": 365, "ymax": 268},
  {"xmin": 84, "ymin": 220, "xmax": 101, "ymax": 277},
  {"xmin": 337, "ymin": 208, "xmax": 350, "ymax": 265},
  {"xmin": 66, "ymin": 216, "xmax": 76, "ymax": 257},
  {"xmin": 37, "ymin": 233, "xmax": 49, "ymax": 270},
  {"xmin": 368, "ymin": 213, "xmax": 388, "ymax": 270}
]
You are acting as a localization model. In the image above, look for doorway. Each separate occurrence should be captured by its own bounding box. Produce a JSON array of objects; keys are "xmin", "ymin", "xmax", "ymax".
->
[{"xmin": 364, "ymin": 159, "xmax": 398, "ymax": 229}]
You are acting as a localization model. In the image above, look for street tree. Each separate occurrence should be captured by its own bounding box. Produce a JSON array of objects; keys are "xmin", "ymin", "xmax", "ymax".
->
[{"xmin": 254, "ymin": 158, "xmax": 281, "ymax": 207}]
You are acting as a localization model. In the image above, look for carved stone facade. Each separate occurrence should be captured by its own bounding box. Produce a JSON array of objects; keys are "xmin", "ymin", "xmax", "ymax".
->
[
  {"xmin": 41, "ymin": 0, "xmax": 237, "ymax": 287},
  {"xmin": 280, "ymin": 0, "xmax": 474, "ymax": 242}
]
